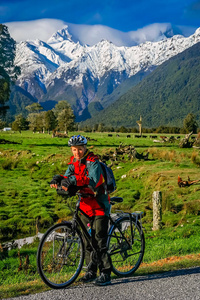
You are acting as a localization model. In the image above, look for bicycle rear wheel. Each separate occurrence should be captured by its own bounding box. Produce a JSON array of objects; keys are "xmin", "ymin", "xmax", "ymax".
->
[
  {"xmin": 107, "ymin": 216, "xmax": 145, "ymax": 277},
  {"xmin": 37, "ymin": 222, "xmax": 84, "ymax": 289}
]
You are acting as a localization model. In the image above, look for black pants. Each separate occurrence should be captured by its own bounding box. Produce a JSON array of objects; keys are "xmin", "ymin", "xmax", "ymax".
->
[{"xmin": 80, "ymin": 214, "xmax": 111, "ymax": 274}]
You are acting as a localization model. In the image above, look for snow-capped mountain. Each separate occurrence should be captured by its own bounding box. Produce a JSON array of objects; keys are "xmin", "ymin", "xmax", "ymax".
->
[{"xmin": 14, "ymin": 25, "xmax": 200, "ymax": 119}]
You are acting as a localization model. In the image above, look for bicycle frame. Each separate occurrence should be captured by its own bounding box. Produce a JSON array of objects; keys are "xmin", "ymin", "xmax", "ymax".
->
[
  {"xmin": 70, "ymin": 195, "xmax": 142, "ymax": 260},
  {"xmin": 70, "ymin": 196, "xmax": 98, "ymax": 256}
]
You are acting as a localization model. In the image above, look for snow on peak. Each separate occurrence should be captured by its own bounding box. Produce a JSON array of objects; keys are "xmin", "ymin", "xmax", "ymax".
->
[
  {"xmin": 15, "ymin": 25, "xmax": 200, "ymax": 95},
  {"xmin": 194, "ymin": 27, "xmax": 200, "ymax": 37},
  {"xmin": 47, "ymin": 26, "xmax": 73, "ymax": 44}
]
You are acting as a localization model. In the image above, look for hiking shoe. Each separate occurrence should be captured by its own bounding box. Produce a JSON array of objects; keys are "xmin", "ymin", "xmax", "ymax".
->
[
  {"xmin": 94, "ymin": 273, "xmax": 111, "ymax": 286},
  {"xmin": 80, "ymin": 271, "xmax": 97, "ymax": 283}
]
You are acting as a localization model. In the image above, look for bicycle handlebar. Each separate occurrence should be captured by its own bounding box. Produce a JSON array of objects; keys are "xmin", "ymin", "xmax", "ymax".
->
[
  {"xmin": 56, "ymin": 186, "xmax": 71, "ymax": 196},
  {"xmin": 55, "ymin": 187, "xmax": 124, "ymax": 209}
]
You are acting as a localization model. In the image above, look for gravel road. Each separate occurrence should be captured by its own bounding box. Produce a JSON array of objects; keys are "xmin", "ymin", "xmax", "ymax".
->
[{"xmin": 5, "ymin": 267, "xmax": 200, "ymax": 300}]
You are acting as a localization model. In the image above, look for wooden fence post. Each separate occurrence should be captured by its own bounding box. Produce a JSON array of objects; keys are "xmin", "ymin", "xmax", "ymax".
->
[{"xmin": 152, "ymin": 191, "xmax": 162, "ymax": 230}]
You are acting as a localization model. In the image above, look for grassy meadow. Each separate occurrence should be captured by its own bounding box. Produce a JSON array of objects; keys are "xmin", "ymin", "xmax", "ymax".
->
[{"xmin": 0, "ymin": 130, "xmax": 200, "ymax": 297}]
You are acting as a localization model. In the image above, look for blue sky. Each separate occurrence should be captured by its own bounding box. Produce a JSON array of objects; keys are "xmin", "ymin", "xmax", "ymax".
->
[{"xmin": 2, "ymin": 0, "xmax": 200, "ymax": 45}]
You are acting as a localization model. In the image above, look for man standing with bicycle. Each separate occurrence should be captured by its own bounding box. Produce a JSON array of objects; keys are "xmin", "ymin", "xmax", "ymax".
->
[{"xmin": 50, "ymin": 135, "xmax": 112, "ymax": 286}]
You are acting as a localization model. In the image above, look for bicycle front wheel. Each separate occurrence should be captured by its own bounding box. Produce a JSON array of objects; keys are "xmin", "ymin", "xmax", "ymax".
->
[
  {"xmin": 37, "ymin": 222, "xmax": 84, "ymax": 289},
  {"xmin": 108, "ymin": 216, "xmax": 145, "ymax": 277}
]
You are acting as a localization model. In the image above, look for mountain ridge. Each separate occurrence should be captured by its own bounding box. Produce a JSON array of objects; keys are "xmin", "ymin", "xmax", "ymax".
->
[
  {"xmin": 82, "ymin": 42, "xmax": 200, "ymax": 128},
  {"xmin": 8, "ymin": 25, "xmax": 200, "ymax": 122}
]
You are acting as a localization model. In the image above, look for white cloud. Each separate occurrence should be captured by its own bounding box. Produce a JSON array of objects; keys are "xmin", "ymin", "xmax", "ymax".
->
[
  {"xmin": 5, "ymin": 18, "xmax": 196, "ymax": 47},
  {"xmin": 64, "ymin": 22, "xmax": 196, "ymax": 46},
  {"xmin": 5, "ymin": 18, "xmax": 66, "ymax": 42},
  {"xmin": 67, "ymin": 23, "xmax": 135, "ymax": 46},
  {"xmin": 67, "ymin": 22, "xmax": 175, "ymax": 46},
  {"xmin": 128, "ymin": 23, "xmax": 172, "ymax": 44}
]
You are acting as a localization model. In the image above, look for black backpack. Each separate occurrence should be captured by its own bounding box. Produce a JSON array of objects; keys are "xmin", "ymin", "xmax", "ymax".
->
[
  {"xmin": 99, "ymin": 162, "xmax": 116, "ymax": 194},
  {"xmin": 85, "ymin": 160, "xmax": 116, "ymax": 194}
]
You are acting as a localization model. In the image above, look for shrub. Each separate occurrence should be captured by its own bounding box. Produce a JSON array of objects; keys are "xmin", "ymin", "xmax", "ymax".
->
[
  {"xmin": 2, "ymin": 159, "xmax": 19, "ymax": 170},
  {"xmin": 191, "ymin": 151, "xmax": 200, "ymax": 166},
  {"xmin": 184, "ymin": 200, "xmax": 200, "ymax": 215},
  {"xmin": 2, "ymin": 160, "xmax": 13, "ymax": 170}
]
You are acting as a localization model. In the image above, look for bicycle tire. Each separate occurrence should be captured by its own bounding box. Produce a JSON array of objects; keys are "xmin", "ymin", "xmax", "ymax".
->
[
  {"xmin": 107, "ymin": 215, "xmax": 145, "ymax": 277},
  {"xmin": 37, "ymin": 222, "xmax": 85, "ymax": 289}
]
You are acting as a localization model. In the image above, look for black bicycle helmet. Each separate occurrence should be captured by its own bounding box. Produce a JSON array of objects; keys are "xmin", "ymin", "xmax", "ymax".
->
[{"xmin": 68, "ymin": 135, "xmax": 87, "ymax": 146}]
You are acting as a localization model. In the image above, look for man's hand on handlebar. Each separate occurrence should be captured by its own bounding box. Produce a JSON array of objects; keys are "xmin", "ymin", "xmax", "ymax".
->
[
  {"xmin": 50, "ymin": 183, "xmax": 69, "ymax": 191},
  {"xmin": 61, "ymin": 186, "xmax": 68, "ymax": 191},
  {"xmin": 50, "ymin": 184, "xmax": 58, "ymax": 189},
  {"xmin": 50, "ymin": 176, "xmax": 79, "ymax": 196},
  {"xmin": 61, "ymin": 178, "xmax": 71, "ymax": 191},
  {"xmin": 50, "ymin": 175, "xmax": 64, "ymax": 189}
]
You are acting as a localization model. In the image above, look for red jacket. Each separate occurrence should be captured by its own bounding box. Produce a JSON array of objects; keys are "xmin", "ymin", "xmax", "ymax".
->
[{"xmin": 64, "ymin": 151, "xmax": 110, "ymax": 217}]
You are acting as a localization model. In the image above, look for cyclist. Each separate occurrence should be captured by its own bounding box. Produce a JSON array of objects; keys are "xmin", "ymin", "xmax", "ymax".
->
[{"xmin": 50, "ymin": 135, "xmax": 112, "ymax": 286}]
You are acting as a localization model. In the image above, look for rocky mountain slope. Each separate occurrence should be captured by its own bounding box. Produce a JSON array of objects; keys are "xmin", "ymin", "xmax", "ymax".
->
[
  {"xmin": 83, "ymin": 42, "xmax": 200, "ymax": 128},
  {"xmin": 12, "ymin": 26, "xmax": 200, "ymax": 121}
]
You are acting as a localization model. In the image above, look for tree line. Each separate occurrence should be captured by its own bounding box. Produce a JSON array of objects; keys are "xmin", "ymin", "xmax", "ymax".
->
[
  {"xmin": 6, "ymin": 109, "xmax": 198, "ymax": 135},
  {"xmin": 10, "ymin": 101, "xmax": 75, "ymax": 133},
  {"xmin": 79, "ymin": 113, "xmax": 199, "ymax": 134}
]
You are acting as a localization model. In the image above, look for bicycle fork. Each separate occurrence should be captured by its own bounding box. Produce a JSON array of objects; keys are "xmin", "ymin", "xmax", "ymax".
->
[{"xmin": 52, "ymin": 226, "xmax": 81, "ymax": 266}]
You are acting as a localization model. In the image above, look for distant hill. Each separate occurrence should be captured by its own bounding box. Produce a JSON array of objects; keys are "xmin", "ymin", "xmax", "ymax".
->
[
  {"xmin": 77, "ymin": 68, "xmax": 152, "ymax": 122},
  {"xmin": 82, "ymin": 42, "xmax": 200, "ymax": 128}
]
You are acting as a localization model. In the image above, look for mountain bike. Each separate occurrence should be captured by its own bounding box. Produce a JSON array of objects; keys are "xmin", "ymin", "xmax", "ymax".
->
[{"xmin": 37, "ymin": 189, "xmax": 145, "ymax": 289}]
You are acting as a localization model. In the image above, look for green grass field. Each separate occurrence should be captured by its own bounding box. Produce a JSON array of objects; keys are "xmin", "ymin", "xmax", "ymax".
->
[{"xmin": 0, "ymin": 130, "xmax": 200, "ymax": 298}]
